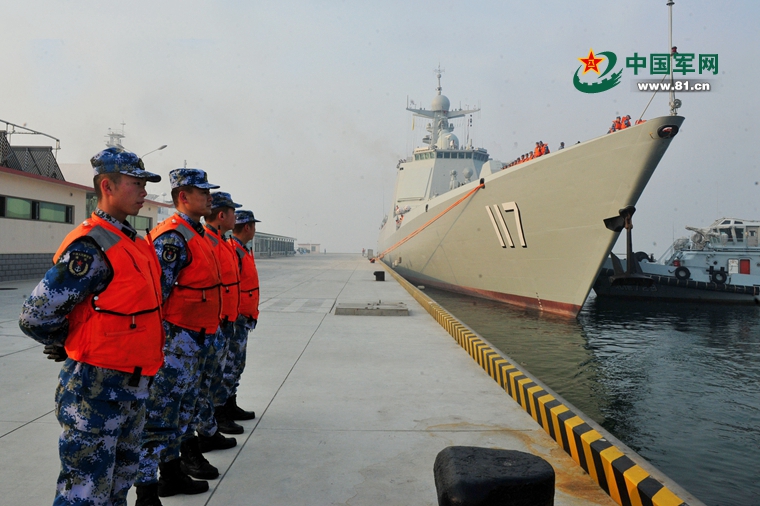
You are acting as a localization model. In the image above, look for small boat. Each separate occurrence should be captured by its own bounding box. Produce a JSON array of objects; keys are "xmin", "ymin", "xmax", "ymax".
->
[{"xmin": 594, "ymin": 218, "xmax": 760, "ymax": 303}]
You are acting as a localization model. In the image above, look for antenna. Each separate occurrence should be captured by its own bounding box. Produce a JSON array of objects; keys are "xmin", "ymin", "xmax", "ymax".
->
[
  {"xmin": 434, "ymin": 64, "xmax": 445, "ymax": 95},
  {"xmin": 667, "ymin": 1, "xmax": 681, "ymax": 115}
]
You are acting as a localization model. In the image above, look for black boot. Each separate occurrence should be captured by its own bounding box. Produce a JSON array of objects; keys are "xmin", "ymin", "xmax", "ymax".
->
[
  {"xmin": 181, "ymin": 436, "xmax": 219, "ymax": 480},
  {"xmin": 215, "ymin": 405, "xmax": 244, "ymax": 435},
  {"xmin": 198, "ymin": 430, "xmax": 237, "ymax": 453},
  {"xmin": 225, "ymin": 395, "xmax": 256, "ymax": 420},
  {"xmin": 135, "ymin": 483, "xmax": 163, "ymax": 506},
  {"xmin": 157, "ymin": 458, "xmax": 209, "ymax": 497}
]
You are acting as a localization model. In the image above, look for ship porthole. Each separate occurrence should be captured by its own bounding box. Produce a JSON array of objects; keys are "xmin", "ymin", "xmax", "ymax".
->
[{"xmin": 674, "ymin": 266, "xmax": 690, "ymax": 280}]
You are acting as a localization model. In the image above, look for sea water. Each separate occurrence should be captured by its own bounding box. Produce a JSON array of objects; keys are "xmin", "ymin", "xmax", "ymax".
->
[{"xmin": 423, "ymin": 288, "xmax": 760, "ymax": 506}]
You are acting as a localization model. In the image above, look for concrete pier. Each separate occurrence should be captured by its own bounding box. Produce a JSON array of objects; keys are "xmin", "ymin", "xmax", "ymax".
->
[{"xmin": 1, "ymin": 254, "xmax": 620, "ymax": 505}]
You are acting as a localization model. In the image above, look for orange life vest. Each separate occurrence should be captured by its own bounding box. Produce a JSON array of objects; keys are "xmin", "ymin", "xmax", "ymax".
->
[
  {"xmin": 54, "ymin": 214, "xmax": 165, "ymax": 376},
  {"xmin": 534, "ymin": 146, "xmax": 541, "ymax": 157},
  {"xmin": 614, "ymin": 119, "xmax": 623, "ymax": 130},
  {"xmin": 541, "ymin": 144, "xmax": 549, "ymax": 155},
  {"xmin": 206, "ymin": 226, "xmax": 240, "ymax": 322},
  {"xmin": 152, "ymin": 214, "xmax": 222, "ymax": 334},
  {"xmin": 230, "ymin": 237, "xmax": 260, "ymax": 320}
]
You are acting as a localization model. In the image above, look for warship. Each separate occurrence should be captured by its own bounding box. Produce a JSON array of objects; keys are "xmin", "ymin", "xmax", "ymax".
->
[{"xmin": 376, "ymin": 70, "xmax": 684, "ymax": 317}]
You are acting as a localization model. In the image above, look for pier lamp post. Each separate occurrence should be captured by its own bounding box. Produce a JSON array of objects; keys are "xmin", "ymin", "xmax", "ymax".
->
[{"xmin": 140, "ymin": 144, "xmax": 167, "ymax": 158}]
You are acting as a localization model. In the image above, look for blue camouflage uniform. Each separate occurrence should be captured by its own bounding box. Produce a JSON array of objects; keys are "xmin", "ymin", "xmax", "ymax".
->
[
  {"xmin": 18, "ymin": 146, "xmax": 162, "ymax": 506},
  {"xmin": 137, "ymin": 210, "xmax": 217, "ymax": 484},
  {"xmin": 194, "ymin": 192, "xmax": 243, "ymax": 434},
  {"xmin": 19, "ymin": 209, "xmax": 155, "ymax": 504},
  {"xmin": 225, "ymin": 306, "xmax": 255, "ymax": 400},
  {"xmin": 19, "ymin": 209, "xmax": 155, "ymax": 506},
  {"xmin": 137, "ymin": 167, "xmax": 223, "ymax": 491},
  {"xmin": 223, "ymin": 228, "xmax": 257, "ymax": 403},
  {"xmin": 192, "ymin": 225, "xmax": 230, "ymax": 436},
  {"xmin": 213, "ymin": 322, "xmax": 235, "ymax": 406}
]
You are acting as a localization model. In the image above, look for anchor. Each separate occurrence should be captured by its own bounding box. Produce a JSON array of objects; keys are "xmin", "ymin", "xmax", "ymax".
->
[{"xmin": 602, "ymin": 206, "xmax": 653, "ymax": 287}]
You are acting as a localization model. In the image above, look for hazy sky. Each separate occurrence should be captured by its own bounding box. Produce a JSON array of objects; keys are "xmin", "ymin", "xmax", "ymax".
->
[{"xmin": 4, "ymin": 1, "xmax": 758, "ymax": 254}]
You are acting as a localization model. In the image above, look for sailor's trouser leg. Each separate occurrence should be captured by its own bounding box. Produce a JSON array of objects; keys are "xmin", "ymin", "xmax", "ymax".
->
[
  {"xmin": 137, "ymin": 350, "xmax": 201, "ymax": 486},
  {"xmin": 211, "ymin": 321, "xmax": 233, "ymax": 407},
  {"xmin": 54, "ymin": 386, "xmax": 146, "ymax": 506},
  {"xmin": 192, "ymin": 328, "xmax": 226, "ymax": 437},
  {"xmin": 224, "ymin": 315, "xmax": 251, "ymax": 399}
]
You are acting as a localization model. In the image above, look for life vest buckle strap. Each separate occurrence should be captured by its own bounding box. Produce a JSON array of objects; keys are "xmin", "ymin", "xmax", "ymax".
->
[
  {"xmin": 194, "ymin": 327, "xmax": 206, "ymax": 346},
  {"xmin": 128, "ymin": 366, "xmax": 142, "ymax": 387}
]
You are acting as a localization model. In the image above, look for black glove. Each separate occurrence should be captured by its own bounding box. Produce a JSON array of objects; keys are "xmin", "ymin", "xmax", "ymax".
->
[
  {"xmin": 43, "ymin": 344, "xmax": 68, "ymax": 362},
  {"xmin": 248, "ymin": 318, "xmax": 257, "ymax": 330}
]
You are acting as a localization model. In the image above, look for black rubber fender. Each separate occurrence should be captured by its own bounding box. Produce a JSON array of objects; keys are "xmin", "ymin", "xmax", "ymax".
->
[
  {"xmin": 635, "ymin": 251, "xmax": 650, "ymax": 263},
  {"xmin": 711, "ymin": 271, "xmax": 727, "ymax": 284},
  {"xmin": 674, "ymin": 266, "xmax": 690, "ymax": 280}
]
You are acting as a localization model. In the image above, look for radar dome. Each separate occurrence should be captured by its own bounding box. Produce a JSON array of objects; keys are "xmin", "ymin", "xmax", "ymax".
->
[
  {"xmin": 438, "ymin": 132, "xmax": 459, "ymax": 149},
  {"xmin": 431, "ymin": 94, "xmax": 450, "ymax": 112}
]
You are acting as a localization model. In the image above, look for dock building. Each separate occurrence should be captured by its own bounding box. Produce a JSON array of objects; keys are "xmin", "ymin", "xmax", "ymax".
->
[{"xmin": 1, "ymin": 122, "xmax": 296, "ymax": 281}]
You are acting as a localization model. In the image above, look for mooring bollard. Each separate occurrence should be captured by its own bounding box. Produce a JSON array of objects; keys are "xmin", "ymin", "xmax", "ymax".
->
[
  {"xmin": 373, "ymin": 271, "xmax": 385, "ymax": 281},
  {"xmin": 434, "ymin": 446, "xmax": 555, "ymax": 506}
]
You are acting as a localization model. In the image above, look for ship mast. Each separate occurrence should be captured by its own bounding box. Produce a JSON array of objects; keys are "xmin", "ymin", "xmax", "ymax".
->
[
  {"xmin": 667, "ymin": 0, "xmax": 681, "ymax": 115},
  {"xmin": 106, "ymin": 122, "xmax": 126, "ymax": 148},
  {"xmin": 431, "ymin": 65, "xmax": 445, "ymax": 147},
  {"xmin": 406, "ymin": 66, "xmax": 479, "ymax": 149}
]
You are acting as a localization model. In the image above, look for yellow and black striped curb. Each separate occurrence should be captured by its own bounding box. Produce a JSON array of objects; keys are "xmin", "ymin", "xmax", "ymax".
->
[{"xmin": 381, "ymin": 265, "xmax": 693, "ymax": 506}]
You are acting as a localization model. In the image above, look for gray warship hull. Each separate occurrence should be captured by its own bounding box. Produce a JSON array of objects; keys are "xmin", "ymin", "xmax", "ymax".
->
[{"xmin": 378, "ymin": 115, "xmax": 684, "ymax": 317}]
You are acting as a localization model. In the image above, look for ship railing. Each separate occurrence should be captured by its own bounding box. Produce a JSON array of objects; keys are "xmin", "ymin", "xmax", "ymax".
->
[{"xmin": 656, "ymin": 244, "xmax": 679, "ymax": 265}]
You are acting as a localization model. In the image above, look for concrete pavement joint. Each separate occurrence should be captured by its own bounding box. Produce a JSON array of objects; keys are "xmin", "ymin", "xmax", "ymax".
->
[
  {"xmin": 0, "ymin": 343, "xmax": 43, "ymax": 359},
  {"xmin": 0, "ymin": 409, "xmax": 55, "ymax": 439}
]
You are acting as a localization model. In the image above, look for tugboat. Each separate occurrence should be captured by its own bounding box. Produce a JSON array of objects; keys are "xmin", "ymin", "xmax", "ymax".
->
[
  {"xmin": 594, "ymin": 218, "xmax": 760, "ymax": 303},
  {"xmin": 376, "ymin": 69, "xmax": 684, "ymax": 317}
]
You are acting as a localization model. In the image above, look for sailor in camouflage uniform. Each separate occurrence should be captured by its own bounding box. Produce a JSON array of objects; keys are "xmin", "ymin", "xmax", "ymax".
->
[
  {"xmin": 135, "ymin": 169, "xmax": 235, "ymax": 506},
  {"xmin": 189, "ymin": 193, "xmax": 245, "ymax": 449},
  {"xmin": 19, "ymin": 147, "xmax": 165, "ymax": 506},
  {"xmin": 220, "ymin": 209, "xmax": 261, "ymax": 421}
]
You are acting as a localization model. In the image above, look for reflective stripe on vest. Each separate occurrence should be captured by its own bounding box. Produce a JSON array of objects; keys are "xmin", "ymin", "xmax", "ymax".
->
[{"xmin": 55, "ymin": 214, "xmax": 165, "ymax": 376}]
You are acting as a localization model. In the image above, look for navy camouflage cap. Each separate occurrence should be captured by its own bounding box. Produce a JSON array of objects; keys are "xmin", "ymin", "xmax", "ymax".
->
[
  {"xmin": 211, "ymin": 192, "xmax": 242, "ymax": 210},
  {"xmin": 169, "ymin": 168, "xmax": 220, "ymax": 190},
  {"xmin": 235, "ymin": 210, "xmax": 261, "ymax": 224},
  {"xmin": 90, "ymin": 147, "xmax": 161, "ymax": 182}
]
